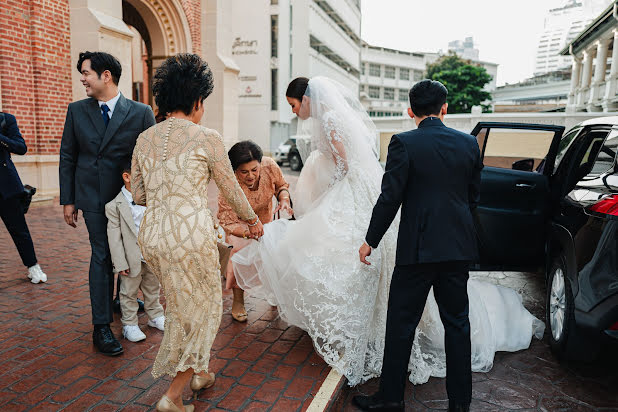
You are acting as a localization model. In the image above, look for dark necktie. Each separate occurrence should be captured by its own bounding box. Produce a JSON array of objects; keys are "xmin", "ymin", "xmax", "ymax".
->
[
  {"xmin": 131, "ymin": 201, "xmax": 136, "ymax": 205},
  {"xmin": 101, "ymin": 104, "xmax": 110, "ymax": 128}
]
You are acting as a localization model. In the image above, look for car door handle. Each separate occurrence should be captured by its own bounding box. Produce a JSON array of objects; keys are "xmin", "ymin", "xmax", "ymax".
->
[{"xmin": 515, "ymin": 183, "xmax": 535, "ymax": 189}]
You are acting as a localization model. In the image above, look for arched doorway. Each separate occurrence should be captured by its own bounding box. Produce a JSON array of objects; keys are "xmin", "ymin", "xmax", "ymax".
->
[{"xmin": 122, "ymin": 0, "xmax": 192, "ymax": 109}]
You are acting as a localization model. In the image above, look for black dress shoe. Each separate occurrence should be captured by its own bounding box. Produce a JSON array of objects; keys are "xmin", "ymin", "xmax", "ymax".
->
[
  {"xmin": 352, "ymin": 394, "xmax": 404, "ymax": 411},
  {"xmin": 93, "ymin": 325, "xmax": 123, "ymax": 356},
  {"xmin": 448, "ymin": 403, "xmax": 470, "ymax": 412},
  {"xmin": 137, "ymin": 298, "xmax": 145, "ymax": 312}
]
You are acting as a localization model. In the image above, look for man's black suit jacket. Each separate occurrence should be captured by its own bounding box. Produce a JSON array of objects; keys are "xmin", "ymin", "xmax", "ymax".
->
[
  {"xmin": 59, "ymin": 94, "xmax": 155, "ymax": 213},
  {"xmin": 366, "ymin": 117, "xmax": 482, "ymax": 265},
  {"xmin": 0, "ymin": 112, "xmax": 27, "ymax": 199}
]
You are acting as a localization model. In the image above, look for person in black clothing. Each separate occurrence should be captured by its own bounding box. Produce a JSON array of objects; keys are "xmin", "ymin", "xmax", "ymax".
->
[
  {"xmin": 356, "ymin": 80, "xmax": 482, "ymax": 412},
  {"xmin": 0, "ymin": 111, "xmax": 47, "ymax": 284}
]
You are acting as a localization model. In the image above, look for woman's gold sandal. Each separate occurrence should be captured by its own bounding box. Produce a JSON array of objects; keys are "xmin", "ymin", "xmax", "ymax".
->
[
  {"xmin": 156, "ymin": 395, "xmax": 194, "ymax": 412},
  {"xmin": 231, "ymin": 289, "xmax": 248, "ymax": 322},
  {"xmin": 190, "ymin": 372, "xmax": 216, "ymax": 400}
]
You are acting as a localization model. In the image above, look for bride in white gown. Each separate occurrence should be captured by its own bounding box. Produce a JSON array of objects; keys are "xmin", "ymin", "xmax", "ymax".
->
[{"xmin": 232, "ymin": 76, "xmax": 544, "ymax": 386}]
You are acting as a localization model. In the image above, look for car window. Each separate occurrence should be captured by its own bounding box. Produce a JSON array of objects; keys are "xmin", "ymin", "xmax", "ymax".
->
[
  {"xmin": 482, "ymin": 128, "xmax": 556, "ymax": 172},
  {"xmin": 554, "ymin": 127, "xmax": 581, "ymax": 171},
  {"xmin": 577, "ymin": 130, "xmax": 617, "ymax": 182}
]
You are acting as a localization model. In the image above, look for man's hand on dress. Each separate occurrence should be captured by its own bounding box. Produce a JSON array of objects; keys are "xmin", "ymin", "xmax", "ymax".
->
[
  {"xmin": 63, "ymin": 204, "xmax": 79, "ymax": 228},
  {"xmin": 359, "ymin": 242, "xmax": 372, "ymax": 265}
]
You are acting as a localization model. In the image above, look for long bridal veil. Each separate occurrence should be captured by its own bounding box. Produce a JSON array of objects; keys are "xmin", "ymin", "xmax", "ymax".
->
[{"xmin": 232, "ymin": 76, "xmax": 544, "ymax": 386}]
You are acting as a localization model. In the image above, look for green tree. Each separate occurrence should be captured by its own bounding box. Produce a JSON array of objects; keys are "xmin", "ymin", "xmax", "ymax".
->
[{"xmin": 426, "ymin": 54, "xmax": 492, "ymax": 113}]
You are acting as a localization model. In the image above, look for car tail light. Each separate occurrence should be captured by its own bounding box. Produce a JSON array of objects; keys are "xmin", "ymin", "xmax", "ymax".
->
[
  {"xmin": 590, "ymin": 195, "xmax": 618, "ymax": 216},
  {"xmin": 610, "ymin": 321, "xmax": 618, "ymax": 331}
]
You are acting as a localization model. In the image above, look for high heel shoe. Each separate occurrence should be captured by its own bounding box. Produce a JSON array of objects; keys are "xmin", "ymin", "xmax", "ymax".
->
[
  {"xmin": 190, "ymin": 372, "xmax": 216, "ymax": 399},
  {"xmin": 156, "ymin": 395, "xmax": 194, "ymax": 412}
]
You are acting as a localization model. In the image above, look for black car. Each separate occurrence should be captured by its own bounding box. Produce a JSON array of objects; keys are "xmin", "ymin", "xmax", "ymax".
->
[
  {"xmin": 470, "ymin": 119, "xmax": 618, "ymax": 360},
  {"xmin": 274, "ymin": 138, "xmax": 303, "ymax": 171}
]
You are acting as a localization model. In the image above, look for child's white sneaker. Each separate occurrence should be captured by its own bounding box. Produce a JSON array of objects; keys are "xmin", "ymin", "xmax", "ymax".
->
[
  {"xmin": 147, "ymin": 316, "xmax": 165, "ymax": 331},
  {"xmin": 27, "ymin": 264, "xmax": 47, "ymax": 284},
  {"xmin": 122, "ymin": 325, "xmax": 146, "ymax": 342}
]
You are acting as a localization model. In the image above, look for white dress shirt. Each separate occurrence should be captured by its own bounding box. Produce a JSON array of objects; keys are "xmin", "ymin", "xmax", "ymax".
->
[
  {"xmin": 121, "ymin": 186, "xmax": 146, "ymax": 261},
  {"xmin": 98, "ymin": 92, "xmax": 121, "ymax": 119}
]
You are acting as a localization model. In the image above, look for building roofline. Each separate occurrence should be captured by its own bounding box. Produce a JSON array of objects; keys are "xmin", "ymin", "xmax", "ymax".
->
[{"xmin": 560, "ymin": 1, "xmax": 618, "ymax": 56}]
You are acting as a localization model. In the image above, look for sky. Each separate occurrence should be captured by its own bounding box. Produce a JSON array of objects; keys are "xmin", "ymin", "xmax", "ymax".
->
[{"xmin": 360, "ymin": 0, "xmax": 570, "ymax": 86}]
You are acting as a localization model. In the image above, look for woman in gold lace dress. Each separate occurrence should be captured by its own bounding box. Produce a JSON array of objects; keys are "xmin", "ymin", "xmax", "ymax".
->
[{"xmin": 131, "ymin": 54, "xmax": 264, "ymax": 412}]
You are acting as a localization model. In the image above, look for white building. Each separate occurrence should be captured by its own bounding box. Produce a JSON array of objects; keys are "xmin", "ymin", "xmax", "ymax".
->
[
  {"xmin": 231, "ymin": 0, "xmax": 362, "ymax": 154},
  {"xmin": 563, "ymin": 1, "xmax": 618, "ymax": 112},
  {"xmin": 534, "ymin": 0, "xmax": 612, "ymax": 76},
  {"xmin": 492, "ymin": 70, "xmax": 571, "ymax": 112},
  {"xmin": 448, "ymin": 37, "xmax": 480, "ymax": 61},
  {"xmin": 359, "ymin": 44, "xmax": 498, "ymax": 118}
]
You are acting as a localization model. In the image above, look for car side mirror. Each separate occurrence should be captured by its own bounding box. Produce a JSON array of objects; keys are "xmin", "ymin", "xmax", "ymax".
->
[{"xmin": 512, "ymin": 158, "xmax": 534, "ymax": 172}]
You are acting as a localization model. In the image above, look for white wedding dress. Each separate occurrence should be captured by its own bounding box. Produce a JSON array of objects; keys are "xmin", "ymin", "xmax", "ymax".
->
[{"xmin": 232, "ymin": 77, "xmax": 544, "ymax": 386}]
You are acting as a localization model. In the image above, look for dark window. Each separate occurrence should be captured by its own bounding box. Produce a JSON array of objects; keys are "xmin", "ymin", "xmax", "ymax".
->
[
  {"xmin": 271, "ymin": 68, "xmax": 278, "ymax": 110},
  {"xmin": 271, "ymin": 15, "xmax": 278, "ymax": 58}
]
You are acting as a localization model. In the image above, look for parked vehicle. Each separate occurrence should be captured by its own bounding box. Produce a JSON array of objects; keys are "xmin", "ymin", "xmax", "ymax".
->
[
  {"xmin": 274, "ymin": 138, "xmax": 303, "ymax": 171},
  {"xmin": 470, "ymin": 118, "xmax": 618, "ymax": 360}
]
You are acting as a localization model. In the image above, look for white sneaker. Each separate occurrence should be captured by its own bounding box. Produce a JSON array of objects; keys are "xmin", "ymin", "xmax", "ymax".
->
[
  {"xmin": 27, "ymin": 264, "xmax": 47, "ymax": 284},
  {"xmin": 122, "ymin": 325, "xmax": 146, "ymax": 342},
  {"xmin": 147, "ymin": 316, "xmax": 165, "ymax": 331}
]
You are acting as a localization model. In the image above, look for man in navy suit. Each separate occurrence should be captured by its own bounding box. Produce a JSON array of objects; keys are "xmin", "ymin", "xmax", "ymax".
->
[
  {"xmin": 356, "ymin": 80, "xmax": 482, "ymax": 412},
  {"xmin": 0, "ymin": 111, "xmax": 47, "ymax": 284},
  {"xmin": 60, "ymin": 51, "xmax": 155, "ymax": 356}
]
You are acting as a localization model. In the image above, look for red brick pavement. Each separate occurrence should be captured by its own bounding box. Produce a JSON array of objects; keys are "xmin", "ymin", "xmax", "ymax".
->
[{"xmin": 0, "ymin": 197, "xmax": 327, "ymax": 411}]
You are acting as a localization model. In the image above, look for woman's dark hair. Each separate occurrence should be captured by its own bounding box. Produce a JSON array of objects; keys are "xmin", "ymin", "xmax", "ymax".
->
[
  {"xmin": 228, "ymin": 140, "xmax": 263, "ymax": 171},
  {"xmin": 152, "ymin": 53, "xmax": 214, "ymax": 116},
  {"xmin": 286, "ymin": 77, "xmax": 309, "ymax": 100},
  {"xmin": 408, "ymin": 79, "xmax": 448, "ymax": 117},
  {"xmin": 77, "ymin": 51, "xmax": 122, "ymax": 85}
]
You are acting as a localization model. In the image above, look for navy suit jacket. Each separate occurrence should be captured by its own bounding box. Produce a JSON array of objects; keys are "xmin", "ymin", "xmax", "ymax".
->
[
  {"xmin": 59, "ymin": 94, "xmax": 155, "ymax": 213},
  {"xmin": 365, "ymin": 117, "xmax": 483, "ymax": 265},
  {"xmin": 0, "ymin": 112, "xmax": 27, "ymax": 199}
]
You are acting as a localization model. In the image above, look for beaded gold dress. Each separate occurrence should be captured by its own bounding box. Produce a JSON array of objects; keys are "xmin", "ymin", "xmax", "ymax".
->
[{"xmin": 131, "ymin": 118, "xmax": 256, "ymax": 378}]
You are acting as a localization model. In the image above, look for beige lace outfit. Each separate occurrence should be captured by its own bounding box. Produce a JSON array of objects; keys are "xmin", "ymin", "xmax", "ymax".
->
[{"xmin": 131, "ymin": 118, "xmax": 256, "ymax": 378}]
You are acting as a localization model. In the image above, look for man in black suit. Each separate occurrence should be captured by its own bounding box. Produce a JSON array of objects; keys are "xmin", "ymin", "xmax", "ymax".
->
[
  {"xmin": 0, "ymin": 111, "xmax": 47, "ymax": 284},
  {"xmin": 60, "ymin": 51, "xmax": 155, "ymax": 356},
  {"xmin": 356, "ymin": 80, "xmax": 482, "ymax": 412}
]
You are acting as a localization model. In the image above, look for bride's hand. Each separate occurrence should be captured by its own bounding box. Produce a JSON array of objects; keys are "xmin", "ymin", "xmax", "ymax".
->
[{"xmin": 359, "ymin": 242, "xmax": 372, "ymax": 265}]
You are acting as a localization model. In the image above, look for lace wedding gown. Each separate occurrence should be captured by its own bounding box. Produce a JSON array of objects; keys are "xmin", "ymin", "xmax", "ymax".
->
[{"xmin": 232, "ymin": 77, "xmax": 544, "ymax": 386}]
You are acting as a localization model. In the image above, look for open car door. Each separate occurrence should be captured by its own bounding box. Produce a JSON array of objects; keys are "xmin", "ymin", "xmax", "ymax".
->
[{"xmin": 470, "ymin": 122, "xmax": 564, "ymax": 268}]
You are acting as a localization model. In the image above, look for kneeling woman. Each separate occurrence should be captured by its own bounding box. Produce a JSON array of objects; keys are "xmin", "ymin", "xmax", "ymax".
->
[{"xmin": 217, "ymin": 141, "xmax": 292, "ymax": 321}]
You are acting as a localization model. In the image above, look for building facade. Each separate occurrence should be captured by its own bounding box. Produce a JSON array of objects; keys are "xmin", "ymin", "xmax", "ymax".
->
[
  {"xmin": 359, "ymin": 44, "xmax": 498, "ymax": 118},
  {"xmin": 1, "ymin": 0, "xmax": 244, "ymax": 199},
  {"xmin": 448, "ymin": 37, "xmax": 480, "ymax": 61},
  {"xmin": 231, "ymin": 0, "xmax": 362, "ymax": 154},
  {"xmin": 534, "ymin": 0, "xmax": 612, "ymax": 76},
  {"xmin": 563, "ymin": 1, "xmax": 618, "ymax": 112},
  {"xmin": 492, "ymin": 69, "xmax": 571, "ymax": 112}
]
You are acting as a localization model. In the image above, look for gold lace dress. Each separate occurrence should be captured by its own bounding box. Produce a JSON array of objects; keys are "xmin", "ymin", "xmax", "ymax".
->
[{"xmin": 131, "ymin": 118, "xmax": 256, "ymax": 378}]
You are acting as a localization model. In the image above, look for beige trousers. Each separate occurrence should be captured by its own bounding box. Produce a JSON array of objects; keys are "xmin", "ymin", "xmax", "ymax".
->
[{"xmin": 120, "ymin": 262, "xmax": 164, "ymax": 326}]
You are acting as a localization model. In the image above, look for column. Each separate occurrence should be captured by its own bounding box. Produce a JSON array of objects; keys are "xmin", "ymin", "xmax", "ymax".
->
[
  {"xmin": 577, "ymin": 49, "xmax": 593, "ymax": 108},
  {"xmin": 567, "ymin": 56, "xmax": 582, "ymax": 108},
  {"xmin": 589, "ymin": 39, "xmax": 610, "ymax": 108},
  {"xmin": 604, "ymin": 30, "xmax": 618, "ymax": 110}
]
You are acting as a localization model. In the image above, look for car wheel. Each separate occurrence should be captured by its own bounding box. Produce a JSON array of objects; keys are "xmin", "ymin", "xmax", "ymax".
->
[
  {"xmin": 289, "ymin": 153, "xmax": 303, "ymax": 171},
  {"xmin": 546, "ymin": 253, "xmax": 595, "ymax": 360}
]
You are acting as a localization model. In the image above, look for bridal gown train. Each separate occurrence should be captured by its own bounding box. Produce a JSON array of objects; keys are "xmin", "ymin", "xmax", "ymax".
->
[{"xmin": 232, "ymin": 77, "xmax": 545, "ymax": 386}]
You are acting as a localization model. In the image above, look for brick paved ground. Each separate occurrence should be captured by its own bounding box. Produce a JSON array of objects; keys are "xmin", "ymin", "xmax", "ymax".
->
[
  {"xmin": 0, "ymin": 170, "xmax": 327, "ymax": 411},
  {"xmin": 334, "ymin": 272, "xmax": 618, "ymax": 411}
]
